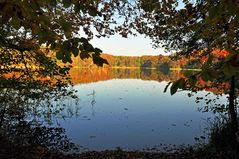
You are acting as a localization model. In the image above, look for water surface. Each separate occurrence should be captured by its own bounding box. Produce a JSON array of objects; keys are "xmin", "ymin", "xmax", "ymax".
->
[{"xmin": 56, "ymin": 68, "xmax": 218, "ymax": 151}]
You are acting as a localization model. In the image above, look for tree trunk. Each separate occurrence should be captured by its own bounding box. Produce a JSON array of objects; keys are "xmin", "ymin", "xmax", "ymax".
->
[
  {"xmin": 229, "ymin": 76, "xmax": 237, "ymax": 127},
  {"xmin": 228, "ymin": 75, "xmax": 238, "ymax": 155}
]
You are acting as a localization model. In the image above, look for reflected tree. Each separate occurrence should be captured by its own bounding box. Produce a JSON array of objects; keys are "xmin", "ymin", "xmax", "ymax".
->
[{"xmin": 0, "ymin": 86, "xmax": 80, "ymax": 159}]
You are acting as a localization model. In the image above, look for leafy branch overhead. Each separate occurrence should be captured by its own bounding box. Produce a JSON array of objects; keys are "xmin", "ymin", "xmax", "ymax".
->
[
  {"xmin": 0, "ymin": 0, "xmax": 137, "ymax": 67},
  {"xmin": 1, "ymin": 0, "xmax": 239, "ymax": 91},
  {"xmin": 133, "ymin": 0, "xmax": 239, "ymax": 95}
]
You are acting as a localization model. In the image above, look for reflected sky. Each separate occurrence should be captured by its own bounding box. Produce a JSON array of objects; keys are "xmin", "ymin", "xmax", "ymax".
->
[{"xmin": 58, "ymin": 79, "xmax": 216, "ymax": 151}]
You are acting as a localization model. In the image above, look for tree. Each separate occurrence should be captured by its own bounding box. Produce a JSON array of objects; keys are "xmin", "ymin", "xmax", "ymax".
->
[
  {"xmin": 0, "ymin": 0, "xmax": 146, "ymax": 105},
  {"xmin": 135, "ymin": 0, "xmax": 239, "ymax": 150},
  {"xmin": 0, "ymin": 1, "xmax": 138, "ymax": 156}
]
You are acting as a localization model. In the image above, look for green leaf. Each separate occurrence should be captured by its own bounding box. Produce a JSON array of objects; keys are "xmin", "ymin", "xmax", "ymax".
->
[
  {"xmin": 170, "ymin": 78, "xmax": 185, "ymax": 95},
  {"xmin": 201, "ymin": 70, "xmax": 210, "ymax": 81},
  {"xmin": 80, "ymin": 52, "xmax": 91, "ymax": 60},
  {"xmin": 72, "ymin": 47, "xmax": 79, "ymax": 57},
  {"xmin": 59, "ymin": 18, "xmax": 72, "ymax": 32},
  {"xmin": 74, "ymin": 4, "xmax": 81, "ymax": 12},
  {"xmin": 94, "ymin": 48, "xmax": 102, "ymax": 55},
  {"xmin": 50, "ymin": 42, "xmax": 57, "ymax": 49},
  {"xmin": 223, "ymin": 62, "xmax": 237, "ymax": 77},
  {"xmin": 178, "ymin": 78, "xmax": 185, "ymax": 89},
  {"xmin": 39, "ymin": 14, "xmax": 51, "ymax": 26},
  {"xmin": 84, "ymin": 43, "xmax": 94, "ymax": 52},
  {"xmin": 209, "ymin": 6, "xmax": 218, "ymax": 18},
  {"xmin": 207, "ymin": 68, "xmax": 218, "ymax": 79},
  {"xmin": 71, "ymin": 38, "xmax": 81, "ymax": 47},
  {"xmin": 164, "ymin": 82, "xmax": 172, "ymax": 93},
  {"xmin": 56, "ymin": 51, "xmax": 63, "ymax": 60},
  {"xmin": 62, "ymin": 0, "xmax": 71, "ymax": 8},
  {"xmin": 88, "ymin": 6, "xmax": 98, "ymax": 16},
  {"xmin": 79, "ymin": 37, "xmax": 88, "ymax": 44},
  {"xmin": 66, "ymin": 54, "xmax": 72, "ymax": 63},
  {"xmin": 29, "ymin": 1, "xmax": 39, "ymax": 10},
  {"xmin": 62, "ymin": 58, "xmax": 67, "ymax": 63},
  {"xmin": 10, "ymin": 16, "xmax": 21, "ymax": 30},
  {"xmin": 227, "ymin": 3, "xmax": 237, "ymax": 14},
  {"xmin": 62, "ymin": 41, "xmax": 71, "ymax": 51},
  {"xmin": 170, "ymin": 82, "xmax": 178, "ymax": 95},
  {"xmin": 202, "ymin": 55, "xmax": 213, "ymax": 69},
  {"xmin": 188, "ymin": 75, "xmax": 197, "ymax": 87},
  {"xmin": 230, "ymin": 54, "xmax": 239, "ymax": 67},
  {"xmin": 92, "ymin": 54, "xmax": 108, "ymax": 67}
]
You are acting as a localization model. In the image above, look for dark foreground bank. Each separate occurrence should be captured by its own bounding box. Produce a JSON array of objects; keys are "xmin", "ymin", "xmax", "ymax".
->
[
  {"xmin": 1, "ymin": 119, "xmax": 238, "ymax": 159},
  {"xmin": 1, "ymin": 143, "xmax": 239, "ymax": 159}
]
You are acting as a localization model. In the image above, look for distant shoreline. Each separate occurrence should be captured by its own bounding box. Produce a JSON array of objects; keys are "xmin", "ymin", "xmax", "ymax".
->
[{"xmin": 72, "ymin": 66, "xmax": 201, "ymax": 71}]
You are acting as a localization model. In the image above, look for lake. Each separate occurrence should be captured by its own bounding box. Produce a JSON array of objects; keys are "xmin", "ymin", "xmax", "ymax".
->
[{"xmin": 52, "ymin": 68, "xmax": 222, "ymax": 151}]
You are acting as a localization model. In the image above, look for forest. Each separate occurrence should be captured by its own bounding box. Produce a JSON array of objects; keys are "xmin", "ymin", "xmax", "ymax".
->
[{"xmin": 71, "ymin": 48, "xmax": 229, "ymax": 70}]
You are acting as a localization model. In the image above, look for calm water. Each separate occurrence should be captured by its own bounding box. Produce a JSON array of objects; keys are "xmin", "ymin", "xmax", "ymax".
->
[{"xmin": 54, "ymin": 68, "xmax": 222, "ymax": 151}]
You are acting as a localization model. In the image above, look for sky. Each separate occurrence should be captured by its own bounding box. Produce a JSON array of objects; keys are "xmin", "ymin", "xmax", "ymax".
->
[
  {"xmin": 89, "ymin": 0, "xmax": 186, "ymax": 57},
  {"xmin": 90, "ymin": 34, "xmax": 166, "ymax": 56}
]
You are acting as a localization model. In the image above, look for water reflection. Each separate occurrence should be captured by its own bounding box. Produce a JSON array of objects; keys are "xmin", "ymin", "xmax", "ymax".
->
[
  {"xmin": 69, "ymin": 67, "xmax": 184, "ymax": 85},
  {"xmin": 0, "ymin": 83, "xmax": 78, "ymax": 158},
  {"xmin": 1, "ymin": 67, "xmax": 235, "ymax": 156},
  {"xmin": 55, "ymin": 68, "xmax": 226, "ymax": 151}
]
